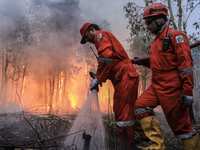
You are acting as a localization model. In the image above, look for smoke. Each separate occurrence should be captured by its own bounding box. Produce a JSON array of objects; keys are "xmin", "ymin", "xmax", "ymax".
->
[
  {"xmin": 0, "ymin": 0, "xmax": 91, "ymax": 113},
  {"xmin": 0, "ymin": 0, "xmax": 144, "ymax": 115},
  {"xmin": 0, "ymin": 0, "xmax": 127, "ymax": 114},
  {"xmin": 192, "ymin": 47, "xmax": 200, "ymax": 122}
]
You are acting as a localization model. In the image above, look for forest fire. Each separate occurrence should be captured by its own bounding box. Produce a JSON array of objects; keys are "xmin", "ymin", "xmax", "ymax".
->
[
  {"xmin": 42, "ymin": 62, "xmax": 113, "ymax": 114},
  {"xmin": 0, "ymin": 57, "xmax": 114, "ymax": 115},
  {"xmin": 0, "ymin": 0, "xmax": 199, "ymax": 149},
  {"xmin": 0, "ymin": 0, "xmax": 117, "ymax": 117}
]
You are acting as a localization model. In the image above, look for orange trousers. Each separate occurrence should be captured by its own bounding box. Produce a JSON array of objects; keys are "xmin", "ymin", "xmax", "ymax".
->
[
  {"xmin": 134, "ymin": 82, "xmax": 195, "ymax": 137},
  {"xmin": 113, "ymin": 73, "xmax": 139, "ymax": 149}
]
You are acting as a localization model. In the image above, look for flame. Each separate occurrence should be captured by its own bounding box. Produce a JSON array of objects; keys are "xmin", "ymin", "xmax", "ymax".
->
[
  {"xmin": 46, "ymin": 104, "xmax": 50, "ymax": 112},
  {"xmin": 22, "ymin": 76, "xmax": 25, "ymax": 98},
  {"xmin": 85, "ymin": 62, "xmax": 87, "ymax": 75},
  {"xmin": 99, "ymin": 80, "xmax": 114, "ymax": 113},
  {"xmin": 59, "ymin": 71, "xmax": 64, "ymax": 102},
  {"xmin": 68, "ymin": 78, "xmax": 78, "ymax": 108},
  {"xmin": 0, "ymin": 56, "xmax": 115, "ymax": 114},
  {"xmin": 68, "ymin": 93, "xmax": 78, "ymax": 108}
]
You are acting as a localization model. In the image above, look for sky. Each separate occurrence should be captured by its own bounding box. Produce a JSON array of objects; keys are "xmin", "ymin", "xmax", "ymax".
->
[{"xmin": 79, "ymin": 0, "xmax": 200, "ymax": 50}]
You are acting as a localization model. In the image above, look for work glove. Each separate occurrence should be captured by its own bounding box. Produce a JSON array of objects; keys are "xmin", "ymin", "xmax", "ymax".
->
[
  {"xmin": 90, "ymin": 78, "xmax": 102, "ymax": 92},
  {"xmin": 91, "ymin": 85, "xmax": 99, "ymax": 92},
  {"xmin": 180, "ymin": 94, "xmax": 194, "ymax": 108},
  {"xmin": 133, "ymin": 57, "xmax": 142, "ymax": 65}
]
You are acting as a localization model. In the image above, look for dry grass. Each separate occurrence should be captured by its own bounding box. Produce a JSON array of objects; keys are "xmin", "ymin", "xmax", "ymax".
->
[
  {"xmin": 0, "ymin": 111, "xmax": 199, "ymax": 150},
  {"xmin": 0, "ymin": 111, "xmax": 73, "ymax": 149}
]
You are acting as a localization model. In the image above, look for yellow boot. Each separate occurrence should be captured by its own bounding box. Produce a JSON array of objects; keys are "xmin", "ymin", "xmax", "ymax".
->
[
  {"xmin": 182, "ymin": 133, "xmax": 200, "ymax": 150},
  {"xmin": 137, "ymin": 115, "xmax": 166, "ymax": 150},
  {"xmin": 135, "ymin": 118, "xmax": 150, "ymax": 144}
]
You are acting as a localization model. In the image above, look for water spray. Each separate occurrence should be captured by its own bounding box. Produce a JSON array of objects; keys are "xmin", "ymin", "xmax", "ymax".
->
[{"xmin": 64, "ymin": 70, "xmax": 107, "ymax": 150}]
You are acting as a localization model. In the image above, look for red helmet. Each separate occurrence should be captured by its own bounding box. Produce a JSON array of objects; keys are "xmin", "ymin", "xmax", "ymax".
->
[
  {"xmin": 80, "ymin": 23, "xmax": 92, "ymax": 44},
  {"xmin": 143, "ymin": 3, "xmax": 169, "ymax": 19}
]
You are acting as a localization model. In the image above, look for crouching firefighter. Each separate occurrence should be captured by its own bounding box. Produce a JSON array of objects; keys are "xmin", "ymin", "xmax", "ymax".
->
[
  {"xmin": 80, "ymin": 23, "xmax": 139, "ymax": 150},
  {"xmin": 132, "ymin": 3, "xmax": 200, "ymax": 150}
]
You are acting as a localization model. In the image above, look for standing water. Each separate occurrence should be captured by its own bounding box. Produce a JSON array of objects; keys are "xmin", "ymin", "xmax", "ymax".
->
[{"xmin": 64, "ymin": 90, "xmax": 107, "ymax": 150}]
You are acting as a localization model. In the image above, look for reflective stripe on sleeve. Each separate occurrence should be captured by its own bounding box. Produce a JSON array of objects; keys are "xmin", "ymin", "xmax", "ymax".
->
[
  {"xmin": 97, "ymin": 57, "xmax": 113, "ymax": 64},
  {"xmin": 134, "ymin": 107, "xmax": 155, "ymax": 116},
  {"xmin": 176, "ymin": 129, "xmax": 197, "ymax": 140},
  {"xmin": 116, "ymin": 120, "xmax": 136, "ymax": 127},
  {"xmin": 179, "ymin": 68, "xmax": 193, "ymax": 75}
]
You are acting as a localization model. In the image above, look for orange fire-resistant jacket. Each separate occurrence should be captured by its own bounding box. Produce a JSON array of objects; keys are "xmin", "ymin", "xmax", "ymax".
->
[
  {"xmin": 94, "ymin": 30, "xmax": 139, "ymax": 149},
  {"xmin": 150, "ymin": 26, "xmax": 194, "ymax": 96},
  {"xmin": 134, "ymin": 26, "xmax": 195, "ymax": 138},
  {"xmin": 94, "ymin": 30, "xmax": 139, "ymax": 120},
  {"xmin": 95, "ymin": 30, "xmax": 139, "ymax": 82}
]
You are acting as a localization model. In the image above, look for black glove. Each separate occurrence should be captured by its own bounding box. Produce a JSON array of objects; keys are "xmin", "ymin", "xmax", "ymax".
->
[
  {"xmin": 180, "ymin": 94, "xmax": 194, "ymax": 108},
  {"xmin": 90, "ymin": 84, "xmax": 99, "ymax": 92},
  {"xmin": 134, "ymin": 57, "xmax": 142, "ymax": 65},
  {"xmin": 90, "ymin": 78, "xmax": 102, "ymax": 92}
]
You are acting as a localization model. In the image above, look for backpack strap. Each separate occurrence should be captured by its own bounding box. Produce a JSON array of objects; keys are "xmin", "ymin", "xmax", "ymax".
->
[{"xmin": 168, "ymin": 30, "xmax": 174, "ymax": 36}]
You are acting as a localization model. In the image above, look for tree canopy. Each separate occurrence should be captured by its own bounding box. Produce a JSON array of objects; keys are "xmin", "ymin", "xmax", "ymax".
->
[{"xmin": 124, "ymin": 0, "xmax": 200, "ymax": 42}]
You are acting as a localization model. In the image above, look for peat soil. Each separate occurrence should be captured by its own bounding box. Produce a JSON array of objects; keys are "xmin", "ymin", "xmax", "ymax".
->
[{"xmin": 0, "ymin": 111, "xmax": 199, "ymax": 150}]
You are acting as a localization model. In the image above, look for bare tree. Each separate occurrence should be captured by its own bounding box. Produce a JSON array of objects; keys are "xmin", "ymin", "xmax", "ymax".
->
[{"xmin": 124, "ymin": 0, "xmax": 200, "ymax": 39}]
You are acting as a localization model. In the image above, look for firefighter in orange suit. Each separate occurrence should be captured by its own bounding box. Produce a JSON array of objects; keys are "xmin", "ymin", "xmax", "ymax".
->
[
  {"xmin": 80, "ymin": 23, "xmax": 139, "ymax": 149},
  {"xmin": 133, "ymin": 3, "xmax": 200, "ymax": 150}
]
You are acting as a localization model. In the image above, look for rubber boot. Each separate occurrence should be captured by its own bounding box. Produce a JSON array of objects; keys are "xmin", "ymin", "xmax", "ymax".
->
[
  {"xmin": 137, "ymin": 115, "xmax": 166, "ymax": 150},
  {"xmin": 182, "ymin": 133, "xmax": 200, "ymax": 150},
  {"xmin": 135, "ymin": 118, "xmax": 150, "ymax": 144}
]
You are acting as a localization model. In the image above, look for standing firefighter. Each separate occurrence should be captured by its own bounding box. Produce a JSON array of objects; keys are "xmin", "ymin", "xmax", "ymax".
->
[
  {"xmin": 80, "ymin": 23, "xmax": 139, "ymax": 150},
  {"xmin": 133, "ymin": 3, "xmax": 200, "ymax": 150}
]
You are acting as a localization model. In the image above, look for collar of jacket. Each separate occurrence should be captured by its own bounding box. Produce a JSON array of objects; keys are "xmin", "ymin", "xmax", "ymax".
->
[
  {"xmin": 156, "ymin": 26, "xmax": 173, "ymax": 40},
  {"xmin": 156, "ymin": 25, "xmax": 171, "ymax": 40}
]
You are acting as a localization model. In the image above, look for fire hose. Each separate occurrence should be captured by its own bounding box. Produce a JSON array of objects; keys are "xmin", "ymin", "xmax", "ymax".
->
[
  {"xmin": 130, "ymin": 40, "xmax": 200, "ymax": 63},
  {"xmin": 89, "ymin": 40, "xmax": 200, "ymax": 64}
]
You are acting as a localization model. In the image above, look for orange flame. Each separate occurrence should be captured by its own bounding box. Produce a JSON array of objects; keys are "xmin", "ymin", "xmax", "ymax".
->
[
  {"xmin": 59, "ymin": 71, "xmax": 64, "ymax": 104},
  {"xmin": 22, "ymin": 76, "xmax": 25, "ymax": 98},
  {"xmin": 68, "ymin": 78, "xmax": 78, "ymax": 108},
  {"xmin": 0, "ymin": 57, "xmax": 115, "ymax": 114}
]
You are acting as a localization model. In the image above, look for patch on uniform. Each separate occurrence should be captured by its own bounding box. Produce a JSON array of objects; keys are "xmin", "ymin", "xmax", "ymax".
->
[
  {"xmin": 176, "ymin": 36, "xmax": 184, "ymax": 44},
  {"xmin": 97, "ymin": 33, "xmax": 102, "ymax": 41}
]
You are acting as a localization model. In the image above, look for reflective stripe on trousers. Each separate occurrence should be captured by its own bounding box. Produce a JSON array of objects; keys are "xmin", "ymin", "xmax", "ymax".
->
[
  {"xmin": 116, "ymin": 120, "xmax": 136, "ymax": 127},
  {"xmin": 176, "ymin": 128, "xmax": 197, "ymax": 140},
  {"xmin": 134, "ymin": 107, "xmax": 155, "ymax": 116}
]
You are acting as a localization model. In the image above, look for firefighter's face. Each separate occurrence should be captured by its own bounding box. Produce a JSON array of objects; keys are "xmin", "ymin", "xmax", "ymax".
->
[
  {"xmin": 145, "ymin": 18, "xmax": 157, "ymax": 34},
  {"xmin": 84, "ymin": 27, "xmax": 96, "ymax": 44},
  {"xmin": 145, "ymin": 17, "xmax": 166, "ymax": 35}
]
